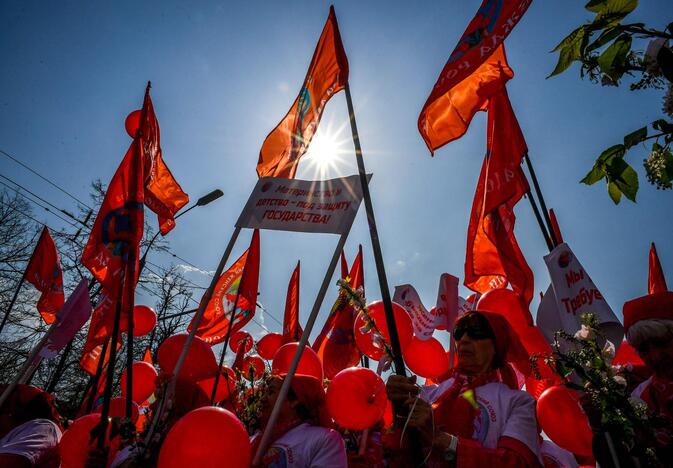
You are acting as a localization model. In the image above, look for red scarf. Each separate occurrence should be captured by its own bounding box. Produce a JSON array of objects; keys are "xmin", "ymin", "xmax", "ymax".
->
[{"xmin": 432, "ymin": 369, "xmax": 500, "ymax": 438}]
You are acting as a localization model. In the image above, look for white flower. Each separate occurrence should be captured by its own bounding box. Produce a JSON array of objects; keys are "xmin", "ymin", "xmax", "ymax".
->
[
  {"xmin": 629, "ymin": 396, "xmax": 648, "ymax": 413},
  {"xmin": 613, "ymin": 375, "xmax": 627, "ymax": 387},
  {"xmin": 575, "ymin": 324, "xmax": 595, "ymax": 341},
  {"xmin": 602, "ymin": 340, "xmax": 616, "ymax": 364}
]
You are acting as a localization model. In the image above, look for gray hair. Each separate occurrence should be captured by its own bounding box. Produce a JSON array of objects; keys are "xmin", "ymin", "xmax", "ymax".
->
[{"xmin": 626, "ymin": 319, "xmax": 673, "ymax": 350}]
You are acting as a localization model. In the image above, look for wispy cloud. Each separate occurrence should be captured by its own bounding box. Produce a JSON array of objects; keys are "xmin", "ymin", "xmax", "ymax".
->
[{"xmin": 177, "ymin": 264, "xmax": 215, "ymax": 276}]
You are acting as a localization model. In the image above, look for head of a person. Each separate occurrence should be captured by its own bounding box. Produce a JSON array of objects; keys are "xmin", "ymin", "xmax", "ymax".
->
[
  {"xmin": 624, "ymin": 292, "xmax": 673, "ymax": 379},
  {"xmin": 0, "ymin": 385, "xmax": 60, "ymax": 438},
  {"xmin": 259, "ymin": 374, "xmax": 328, "ymax": 429},
  {"xmin": 453, "ymin": 312, "xmax": 498, "ymax": 376}
]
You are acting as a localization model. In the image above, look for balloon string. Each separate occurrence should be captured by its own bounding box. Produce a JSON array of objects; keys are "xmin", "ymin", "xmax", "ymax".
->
[{"xmin": 399, "ymin": 388, "xmax": 434, "ymax": 466}]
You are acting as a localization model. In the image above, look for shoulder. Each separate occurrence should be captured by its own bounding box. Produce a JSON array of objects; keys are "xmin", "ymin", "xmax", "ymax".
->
[
  {"xmin": 420, "ymin": 377, "xmax": 456, "ymax": 402},
  {"xmin": 477, "ymin": 382, "xmax": 535, "ymax": 408}
]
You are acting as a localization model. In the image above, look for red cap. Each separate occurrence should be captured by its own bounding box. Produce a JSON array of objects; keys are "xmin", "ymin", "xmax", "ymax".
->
[{"xmin": 623, "ymin": 291, "xmax": 673, "ymax": 331}]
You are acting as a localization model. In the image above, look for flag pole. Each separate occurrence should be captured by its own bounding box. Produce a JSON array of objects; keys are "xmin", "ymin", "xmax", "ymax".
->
[
  {"xmin": 210, "ymin": 278, "xmax": 246, "ymax": 403},
  {"xmin": 143, "ymin": 226, "xmax": 242, "ymax": 449},
  {"xmin": 524, "ymin": 190, "xmax": 554, "ymax": 252},
  {"xmin": 344, "ymin": 81, "xmax": 425, "ymax": 464},
  {"xmin": 85, "ymin": 338, "xmax": 110, "ymax": 413},
  {"xmin": 124, "ymin": 247, "xmax": 137, "ymax": 419},
  {"xmin": 96, "ymin": 277, "xmax": 126, "ymax": 449},
  {"xmin": 0, "ymin": 266, "xmax": 28, "ymax": 336},
  {"xmin": 252, "ymin": 230, "xmax": 350, "ymax": 465},
  {"xmin": 523, "ymin": 153, "xmax": 559, "ymax": 247},
  {"xmin": 343, "ymin": 83, "xmax": 406, "ymax": 375}
]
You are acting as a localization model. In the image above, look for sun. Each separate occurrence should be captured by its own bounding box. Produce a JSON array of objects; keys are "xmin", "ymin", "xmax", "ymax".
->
[{"xmin": 302, "ymin": 119, "xmax": 351, "ymax": 179}]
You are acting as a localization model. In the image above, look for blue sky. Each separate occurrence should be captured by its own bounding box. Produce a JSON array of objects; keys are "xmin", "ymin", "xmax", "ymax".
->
[{"xmin": 1, "ymin": 1, "xmax": 671, "ymax": 354}]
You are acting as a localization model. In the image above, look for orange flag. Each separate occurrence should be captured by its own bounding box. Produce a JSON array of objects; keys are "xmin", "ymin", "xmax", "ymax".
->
[
  {"xmin": 24, "ymin": 227, "xmax": 64, "ymax": 324},
  {"xmin": 188, "ymin": 230, "xmax": 261, "ymax": 345},
  {"xmin": 137, "ymin": 86, "xmax": 189, "ymax": 235},
  {"xmin": 143, "ymin": 347, "xmax": 153, "ymax": 365},
  {"xmin": 81, "ymin": 137, "xmax": 145, "ymax": 297},
  {"xmin": 313, "ymin": 245, "xmax": 363, "ymax": 379},
  {"xmin": 281, "ymin": 261, "xmax": 302, "ymax": 344},
  {"xmin": 649, "ymin": 243, "xmax": 668, "ymax": 294},
  {"xmin": 418, "ymin": 0, "xmax": 532, "ymax": 153},
  {"xmin": 256, "ymin": 6, "xmax": 349, "ymax": 179},
  {"xmin": 465, "ymin": 88, "xmax": 533, "ymax": 305}
]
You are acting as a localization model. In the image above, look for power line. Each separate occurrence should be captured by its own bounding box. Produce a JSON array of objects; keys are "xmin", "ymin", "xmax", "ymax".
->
[
  {"xmin": 0, "ymin": 180, "xmax": 82, "ymax": 230},
  {"xmin": 0, "ymin": 148, "xmax": 93, "ymax": 210}
]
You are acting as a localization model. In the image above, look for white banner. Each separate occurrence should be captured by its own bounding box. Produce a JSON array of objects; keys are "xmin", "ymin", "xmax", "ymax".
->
[
  {"xmin": 236, "ymin": 175, "xmax": 368, "ymax": 235},
  {"xmin": 393, "ymin": 273, "xmax": 458, "ymax": 340},
  {"xmin": 539, "ymin": 243, "xmax": 623, "ymax": 348}
]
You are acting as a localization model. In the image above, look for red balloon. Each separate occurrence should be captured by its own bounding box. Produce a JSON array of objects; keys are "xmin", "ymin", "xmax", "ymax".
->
[
  {"xmin": 131, "ymin": 305, "xmax": 157, "ymax": 337},
  {"xmin": 326, "ymin": 367, "xmax": 387, "ymax": 430},
  {"xmin": 59, "ymin": 414, "xmax": 120, "ymax": 468},
  {"xmin": 537, "ymin": 386, "xmax": 593, "ymax": 456},
  {"xmin": 353, "ymin": 301, "xmax": 413, "ymax": 360},
  {"xmin": 272, "ymin": 342, "xmax": 324, "ymax": 381},
  {"xmin": 157, "ymin": 407, "xmax": 250, "ymax": 468},
  {"xmin": 241, "ymin": 355, "xmax": 265, "ymax": 381},
  {"xmin": 124, "ymin": 109, "xmax": 141, "ymax": 138},
  {"xmin": 198, "ymin": 367, "xmax": 237, "ymax": 403},
  {"xmin": 120, "ymin": 361, "xmax": 158, "ymax": 404},
  {"xmin": 256, "ymin": 333, "xmax": 283, "ymax": 360},
  {"xmin": 94, "ymin": 397, "xmax": 139, "ymax": 423},
  {"xmin": 230, "ymin": 330, "xmax": 253, "ymax": 353},
  {"xmin": 157, "ymin": 334, "xmax": 218, "ymax": 382},
  {"xmin": 403, "ymin": 336, "xmax": 449, "ymax": 378}
]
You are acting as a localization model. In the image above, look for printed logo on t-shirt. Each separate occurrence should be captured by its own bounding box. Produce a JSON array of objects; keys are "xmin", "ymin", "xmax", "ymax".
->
[
  {"xmin": 473, "ymin": 397, "xmax": 497, "ymax": 443},
  {"xmin": 262, "ymin": 445, "xmax": 291, "ymax": 468}
]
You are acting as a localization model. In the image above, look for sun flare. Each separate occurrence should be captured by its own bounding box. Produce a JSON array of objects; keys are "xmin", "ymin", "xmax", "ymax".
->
[{"xmin": 302, "ymin": 120, "xmax": 351, "ymax": 179}]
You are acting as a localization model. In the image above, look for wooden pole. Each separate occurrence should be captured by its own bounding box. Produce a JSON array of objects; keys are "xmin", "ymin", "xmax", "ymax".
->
[
  {"xmin": 85, "ymin": 337, "xmax": 110, "ymax": 414},
  {"xmin": 252, "ymin": 231, "xmax": 349, "ymax": 465}
]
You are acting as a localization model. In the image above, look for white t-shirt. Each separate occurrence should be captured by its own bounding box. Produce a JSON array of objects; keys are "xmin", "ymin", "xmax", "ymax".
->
[
  {"xmin": 0, "ymin": 419, "xmax": 61, "ymax": 466},
  {"xmin": 420, "ymin": 379, "xmax": 542, "ymax": 461},
  {"xmin": 540, "ymin": 439, "xmax": 579, "ymax": 468},
  {"xmin": 258, "ymin": 423, "xmax": 347, "ymax": 468}
]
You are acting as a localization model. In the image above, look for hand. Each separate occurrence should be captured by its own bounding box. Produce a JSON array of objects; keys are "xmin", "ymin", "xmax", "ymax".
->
[
  {"xmin": 402, "ymin": 396, "xmax": 433, "ymax": 442},
  {"xmin": 386, "ymin": 374, "xmax": 418, "ymax": 402}
]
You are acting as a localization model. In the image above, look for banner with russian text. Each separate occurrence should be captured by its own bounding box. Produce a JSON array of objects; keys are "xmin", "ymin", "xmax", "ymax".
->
[{"xmin": 236, "ymin": 175, "xmax": 368, "ymax": 235}]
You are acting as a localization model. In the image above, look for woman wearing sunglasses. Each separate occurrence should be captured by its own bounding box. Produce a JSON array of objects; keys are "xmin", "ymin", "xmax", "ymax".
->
[{"xmin": 386, "ymin": 311, "xmax": 542, "ymax": 467}]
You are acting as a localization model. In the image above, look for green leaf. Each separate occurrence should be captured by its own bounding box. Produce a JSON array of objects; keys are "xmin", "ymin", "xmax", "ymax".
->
[
  {"xmin": 608, "ymin": 181, "xmax": 622, "ymax": 203},
  {"xmin": 594, "ymin": 0, "xmax": 639, "ymax": 27},
  {"xmin": 548, "ymin": 27, "xmax": 588, "ymax": 78},
  {"xmin": 581, "ymin": 164, "xmax": 606, "ymax": 185},
  {"xmin": 652, "ymin": 119, "xmax": 673, "ymax": 134},
  {"xmin": 586, "ymin": 0, "xmax": 608, "ymax": 12},
  {"xmin": 597, "ymin": 144, "xmax": 626, "ymax": 162},
  {"xmin": 585, "ymin": 27, "xmax": 622, "ymax": 52},
  {"xmin": 598, "ymin": 33, "xmax": 632, "ymax": 77},
  {"xmin": 623, "ymin": 126, "xmax": 647, "ymax": 149},
  {"xmin": 607, "ymin": 158, "xmax": 639, "ymax": 202}
]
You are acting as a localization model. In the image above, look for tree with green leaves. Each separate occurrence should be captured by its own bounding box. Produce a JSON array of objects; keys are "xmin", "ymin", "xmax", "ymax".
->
[{"xmin": 549, "ymin": 0, "xmax": 673, "ymax": 203}]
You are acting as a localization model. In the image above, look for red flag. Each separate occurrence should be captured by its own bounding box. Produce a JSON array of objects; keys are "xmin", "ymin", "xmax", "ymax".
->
[
  {"xmin": 549, "ymin": 208, "xmax": 564, "ymax": 244},
  {"xmin": 649, "ymin": 242, "xmax": 668, "ymax": 294},
  {"xmin": 24, "ymin": 227, "xmax": 64, "ymax": 324},
  {"xmin": 81, "ymin": 138, "xmax": 145, "ymax": 297},
  {"xmin": 313, "ymin": 245, "xmax": 363, "ymax": 378},
  {"xmin": 188, "ymin": 230, "xmax": 261, "ymax": 345},
  {"xmin": 137, "ymin": 86, "xmax": 189, "ymax": 234},
  {"xmin": 282, "ymin": 261, "xmax": 302, "ymax": 344},
  {"xmin": 465, "ymin": 88, "xmax": 533, "ymax": 305},
  {"xmin": 257, "ymin": 6, "xmax": 349, "ymax": 178},
  {"xmin": 143, "ymin": 347, "xmax": 153, "ymax": 365},
  {"xmin": 418, "ymin": 0, "xmax": 532, "ymax": 152}
]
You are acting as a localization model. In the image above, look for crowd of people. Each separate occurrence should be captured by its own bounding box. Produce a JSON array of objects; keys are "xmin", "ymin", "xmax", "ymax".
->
[{"xmin": 0, "ymin": 286, "xmax": 671, "ymax": 467}]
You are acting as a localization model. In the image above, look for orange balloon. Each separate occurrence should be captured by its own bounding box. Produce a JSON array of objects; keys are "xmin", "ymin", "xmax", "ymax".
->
[
  {"xmin": 59, "ymin": 414, "xmax": 120, "ymax": 468},
  {"xmin": 326, "ymin": 367, "xmax": 387, "ymax": 430},
  {"xmin": 256, "ymin": 333, "xmax": 283, "ymax": 360},
  {"xmin": 120, "ymin": 361, "xmax": 158, "ymax": 404},
  {"xmin": 403, "ymin": 336, "xmax": 449, "ymax": 378},
  {"xmin": 157, "ymin": 334, "xmax": 218, "ymax": 382},
  {"xmin": 272, "ymin": 342, "xmax": 323, "ymax": 380},
  {"xmin": 93, "ymin": 397, "xmax": 139, "ymax": 423},
  {"xmin": 537, "ymin": 386, "xmax": 593, "ymax": 456},
  {"xmin": 131, "ymin": 305, "xmax": 157, "ymax": 337},
  {"xmin": 353, "ymin": 301, "xmax": 413, "ymax": 360},
  {"xmin": 157, "ymin": 407, "xmax": 250, "ymax": 468},
  {"xmin": 125, "ymin": 110, "xmax": 141, "ymax": 138}
]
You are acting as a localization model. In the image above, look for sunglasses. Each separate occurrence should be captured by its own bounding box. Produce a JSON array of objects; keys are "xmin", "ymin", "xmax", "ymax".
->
[{"xmin": 453, "ymin": 325, "xmax": 494, "ymax": 341}]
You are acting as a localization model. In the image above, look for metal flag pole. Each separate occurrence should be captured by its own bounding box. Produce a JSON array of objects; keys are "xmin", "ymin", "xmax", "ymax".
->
[
  {"xmin": 523, "ymin": 153, "xmax": 559, "ymax": 247},
  {"xmin": 143, "ymin": 226, "xmax": 242, "ymax": 448},
  {"xmin": 344, "ymin": 81, "xmax": 424, "ymax": 464},
  {"xmin": 252, "ymin": 230, "xmax": 350, "ymax": 465},
  {"xmin": 524, "ymin": 190, "xmax": 554, "ymax": 252}
]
